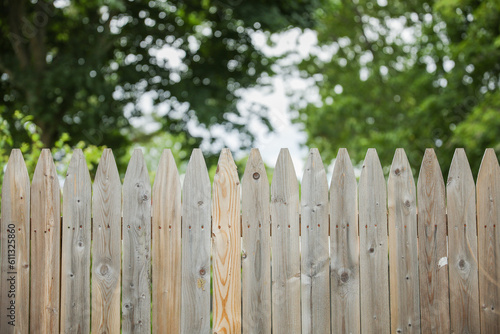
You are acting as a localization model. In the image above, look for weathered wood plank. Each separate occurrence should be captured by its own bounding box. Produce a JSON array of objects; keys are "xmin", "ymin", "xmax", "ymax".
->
[
  {"xmin": 91, "ymin": 149, "xmax": 121, "ymax": 334},
  {"xmin": 61, "ymin": 149, "xmax": 92, "ymax": 333},
  {"xmin": 330, "ymin": 148, "xmax": 360, "ymax": 334},
  {"xmin": 241, "ymin": 148, "xmax": 271, "ymax": 334},
  {"xmin": 359, "ymin": 148, "xmax": 390, "ymax": 333},
  {"xmin": 417, "ymin": 149, "xmax": 450, "ymax": 333},
  {"xmin": 301, "ymin": 148, "xmax": 330, "ymax": 334},
  {"xmin": 271, "ymin": 148, "xmax": 301, "ymax": 334},
  {"xmin": 0, "ymin": 150, "xmax": 30, "ymax": 333},
  {"xmin": 122, "ymin": 148, "xmax": 152, "ymax": 333},
  {"xmin": 30, "ymin": 149, "xmax": 61, "ymax": 333},
  {"xmin": 212, "ymin": 148, "xmax": 242, "ymax": 333},
  {"xmin": 181, "ymin": 149, "xmax": 211, "ymax": 334},
  {"xmin": 477, "ymin": 148, "xmax": 500, "ymax": 332},
  {"xmin": 152, "ymin": 149, "xmax": 181, "ymax": 334},
  {"xmin": 447, "ymin": 148, "xmax": 480, "ymax": 333},
  {"xmin": 388, "ymin": 148, "xmax": 420, "ymax": 333}
]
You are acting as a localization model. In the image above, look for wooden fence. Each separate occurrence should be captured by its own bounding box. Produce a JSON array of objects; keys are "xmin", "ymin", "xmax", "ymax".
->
[{"xmin": 0, "ymin": 147, "xmax": 498, "ymax": 334}]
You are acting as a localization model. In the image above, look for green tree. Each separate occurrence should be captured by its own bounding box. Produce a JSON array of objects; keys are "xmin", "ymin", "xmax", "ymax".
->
[{"xmin": 296, "ymin": 0, "xmax": 500, "ymax": 174}]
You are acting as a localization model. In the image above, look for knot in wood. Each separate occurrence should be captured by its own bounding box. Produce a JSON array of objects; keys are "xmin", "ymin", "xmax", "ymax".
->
[
  {"xmin": 394, "ymin": 168, "xmax": 401, "ymax": 176},
  {"xmin": 253, "ymin": 172, "xmax": 260, "ymax": 180},
  {"xmin": 404, "ymin": 200, "xmax": 411, "ymax": 207},
  {"xmin": 142, "ymin": 194, "xmax": 149, "ymax": 201},
  {"xmin": 100, "ymin": 265, "xmax": 109, "ymax": 276},
  {"xmin": 458, "ymin": 259, "xmax": 466, "ymax": 269},
  {"xmin": 340, "ymin": 272, "xmax": 349, "ymax": 283},
  {"xmin": 369, "ymin": 247, "xmax": 375, "ymax": 253},
  {"xmin": 242, "ymin": 252, "xmax": 247, "ymax": 259},
  {"xmin": 199, "ymin": 268, "xmax": 206, "ymax": 276}
]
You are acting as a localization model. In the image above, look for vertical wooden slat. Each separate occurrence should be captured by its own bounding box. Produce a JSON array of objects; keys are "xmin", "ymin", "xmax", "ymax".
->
[
  {"xmin": 417, "ymin": 149, "xmax": 450, "ymax": 333},
  {"xmin": 330, "ymin": 148, "xmax": 360, "ymax": 334},
  {"xmin": 30, "ymin": 148, "xmax": 61, "ymax": 333},
  {"xmin": 241, "ymin": 148, "xmax": 271, "ymax": 334},
  {"xmin": 0, "ymin": 150, "xmax": 30, "ymax": 333},
  {"xmin": 447, "ymin": 148, "xmax": 480, "ymax": 332},
  {"xmin": 152, "ymin": 149, "xmax": 182, "ymax": 334},
  {"xmin": 477, "ymin": 148, "xmax": 500, "ymax": 332},
  {"xmin": 212, "ymin": 148, "xmax": 241, "ymax": 333},
  {"xmin": 92, "ymin": 149, "xmax": 121, "ymax": 334},
  {"xmin": 359, "ymin": 148, "xmax": 390, "ymax": 333},
  {"xmin": 181, "ymin": 149, "xmax": 211, "ymax": 333},
  {"xmin": 61, "ymin": 149, "xmax": 91, "ymax": 333},
  {"xmin": 388, "ymin": 148, "xmax": 420, "ymax": 332},
  {"xmin": 122, "ymin": 148, "xmax": 152, "ymax": 333},
  {"xmin": 271, "ymin": 148, "xmax": 301, "ymax": 334},
  {"xmin": 301, "ymin": 148, "xmax": 330, "ymax": 334}
]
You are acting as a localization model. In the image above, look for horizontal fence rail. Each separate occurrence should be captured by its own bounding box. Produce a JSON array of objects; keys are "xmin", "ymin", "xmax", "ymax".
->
[{"xmin": 0, "ymin": 147, "xmax": 499, "ymax": 333}]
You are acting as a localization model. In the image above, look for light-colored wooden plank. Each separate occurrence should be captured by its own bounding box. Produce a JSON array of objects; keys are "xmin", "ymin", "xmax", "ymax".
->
[
  {"xmin": 0, "ymin": 150, "xmax": 30, "ymax": 333},
  {"xmin": 388, "ymin": 148, "xmax": 420, "ymax": 333},
  {"xmin": 359, "ymin": 148, "xmax": 390, "ymax": 333},
  {"xmin": 271, "ymin": 148, "xmax": 301, "ymax": 334},
  {"xmin": 61, "ymin": 149, "xmax": 92, "ymax": 333},
  {"xmin": 212, "ymin": 148, "xmax": 242, "ymax": 333},
  {"xmin": 447, "ymin": 148, "xmax": 480, "ymax": 333},
  {"xmin": 91, "ymin": 149, "xmax": 121, "ymax": 334},
  {"xmin": 330, "ymin": 148, "xmax": 360, "ymax": 334},
  {"xmin": 152, "ymin": 149, "xmax": 181, "ymax": 334},
  {"xmin": 181, "ymin": 149, "xmax": 211, "ymax": 334},
  {"xmin": 417, "ymin": 148, "xmax": 450, "ymax": 333},
  {"xmin": 301, "ymin": 148, "xmax": 330, "ymax": 334},
  {"xmin": 477, "ymin": 148, "xmax": 500, "ymax": 332},
  {"xmin": 30, "ymin": 149, "xmax": 61, "ymax": 333},
  {"xmin": 122, "ymin": 148, "xmax": 152, "ymax": 333},
  {"xmin": 241, "ymin": 148, "xmax": 271, "ymax": 334}
]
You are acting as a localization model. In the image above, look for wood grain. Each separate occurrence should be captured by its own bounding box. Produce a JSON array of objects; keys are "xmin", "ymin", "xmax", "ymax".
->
[
  {"xmin": 447, "ymin": 148, "xmax": 480, "ymax": 333},
  {"xmin": 388, "ymin": 148, "xmax": 420, "ymax": 333},
  {"xmin": 122, "ymin": 148, "xmax": 152, "ymax": 333},
  {"xmin": 301, "ymin": 148, "xmax": 330, "ymax": 334},
  {"xmin": 359, "ymin": 148, "xmax": 390, "ymax": 333},
  {"xmin": 271, "ymin": 148, "xmax": 301, "ymax": 334},
  {"xmin": 417, "ymin": 149, "xmax": 450, "ymax": 333},
  {"xmin": 241, "ymin": 148, "xmax": 271, "ymax": 334},
  {"xmin": 60, "ymin": 149, "xmax": 92, "ymax": 333},
  {"xmin": 181, "ymin": 149, "xmax": 211, "ymax": 334},
  {"xmin": 330, "ymin": 148, "xmax": 360, "ymax": 334},
  {"xmin": 212, "ymin": 148, "xmax": 242, "ymax": 333},
  {"xmin": 91, "ymin": 149, "xmax": 122, "ymax": 334},
  {"xmin": 152, "ymin": 149, "xmax": 182, "ymax": 334},
  {"xmin": 477, "ymin": 148, "xmax": 500, "ymax": 332},
  {"xmin": 30, "ymin": 149, "xmax": 61, "ymax": 333},
  {"xmin": 0, "ymin": 150, "xmax": 30, "ymax": 334}
]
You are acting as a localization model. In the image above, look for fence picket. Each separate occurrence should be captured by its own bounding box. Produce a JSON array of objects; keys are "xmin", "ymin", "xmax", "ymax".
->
[
  {"xmin": 241, "ymin": 148, "xmax": 271, "ymax": 334},
  {"xmin": 0, "ymin": 150, "xmax": 30, "ymax": 334},
  {"xmin": 181, "ymin": 149, "xmax": 211, "ymax": 333},
  {"xmin": 330, "ymin": 148, "xmax": 360, "ymax": 334},
  {"xmin": 301, "ymin": 148, "xmax": 330, "ymax": 334},
  {"xmin": 212, "ymin": 148, "xmax": 242, "ymax": 333},
  {"xmin": 91, "ymin": 149, "xmax": 122, "ymax": 334},
  {"xmin": 359, "ymin": 148, "xmax": 390, "ymax": 333},
  {"xmin": 477, "ymin": 148, "xmax": 500, "ymax": 332},
  {"xmin": 122, "ymin": 149, "xmax": 152, "ymax": 333},
  {"xmin": 152, "ymin": 149, "xmax": 181, "ymax": 334},
  {"xmin": 271, "ymin": 148, "xmax": 301, "ymax": 334},
  {"xmin": 60, "ymin": 149, "xmax": 91, "ymax": 333},
  {"xmin": 447, "ymin": 148, "xmax": 480, "ymax": 333},
  {"xmin": 388, "ymin": 148, "xmax": 420, "ymax": 332},
  {"xmin": 417, "ymin": 149, "xmax": 450, "ymax": 333},
  {"xmin": 30, "ymin": 149, "xmax": 61, "ymax": 333}
]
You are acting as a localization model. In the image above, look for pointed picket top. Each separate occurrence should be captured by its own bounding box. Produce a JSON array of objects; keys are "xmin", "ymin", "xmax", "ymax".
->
[
  {"xmin": 241, "ymin": 148, "xmax": 271, "ymax": 333},
  {"xmin": 447, "ymin": 148, "xmax": 480, "ymax": 333},
  {"xmin": 360, "ymin": 148, "xmax": 385, "ymax": 189},
  {"xmin": 272, "ymin": 148, "xmax": 299, "ymax": 196},
  {"xmin": 477, "ymin": 149, "xmax": 500, "ymax": 332},
  {"xmin": 184, "ymin": 148, "xmax": 211, "ymax": 194},
  {"xmin": 124, "ymin": 148, "xmax": 150, "ymax": 186},
  {"xmin": 330, "ymin": 148, "xmax": 360, "ymax": 334},
  {"xmin": 30, "ymin": 148, "xmax": 61, "ymax": 333},
  {"xmin": 0, "ymin": 149, "xmax": 30, "ymax": 334},
  {"xmin": 61, "ymin": 149, "xmax": 92, "ymax": 333},
  {"xmin": 92, "ymin": 148, "xmax": 121, "ymax": 334},
  {"xmin": 152, "ymin": 149, "xmax": 181, "ymax": 334},
  {"xmin": 301, "ymin": 148, "xmax": 330, "ymax": 334},
  {"xmin": 416, "ymin": 148, "xmax": 450, "ymax": 333},
  {"xmin": 387, "ymin": 149, "xmax": 420, "ymax": 333}
]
